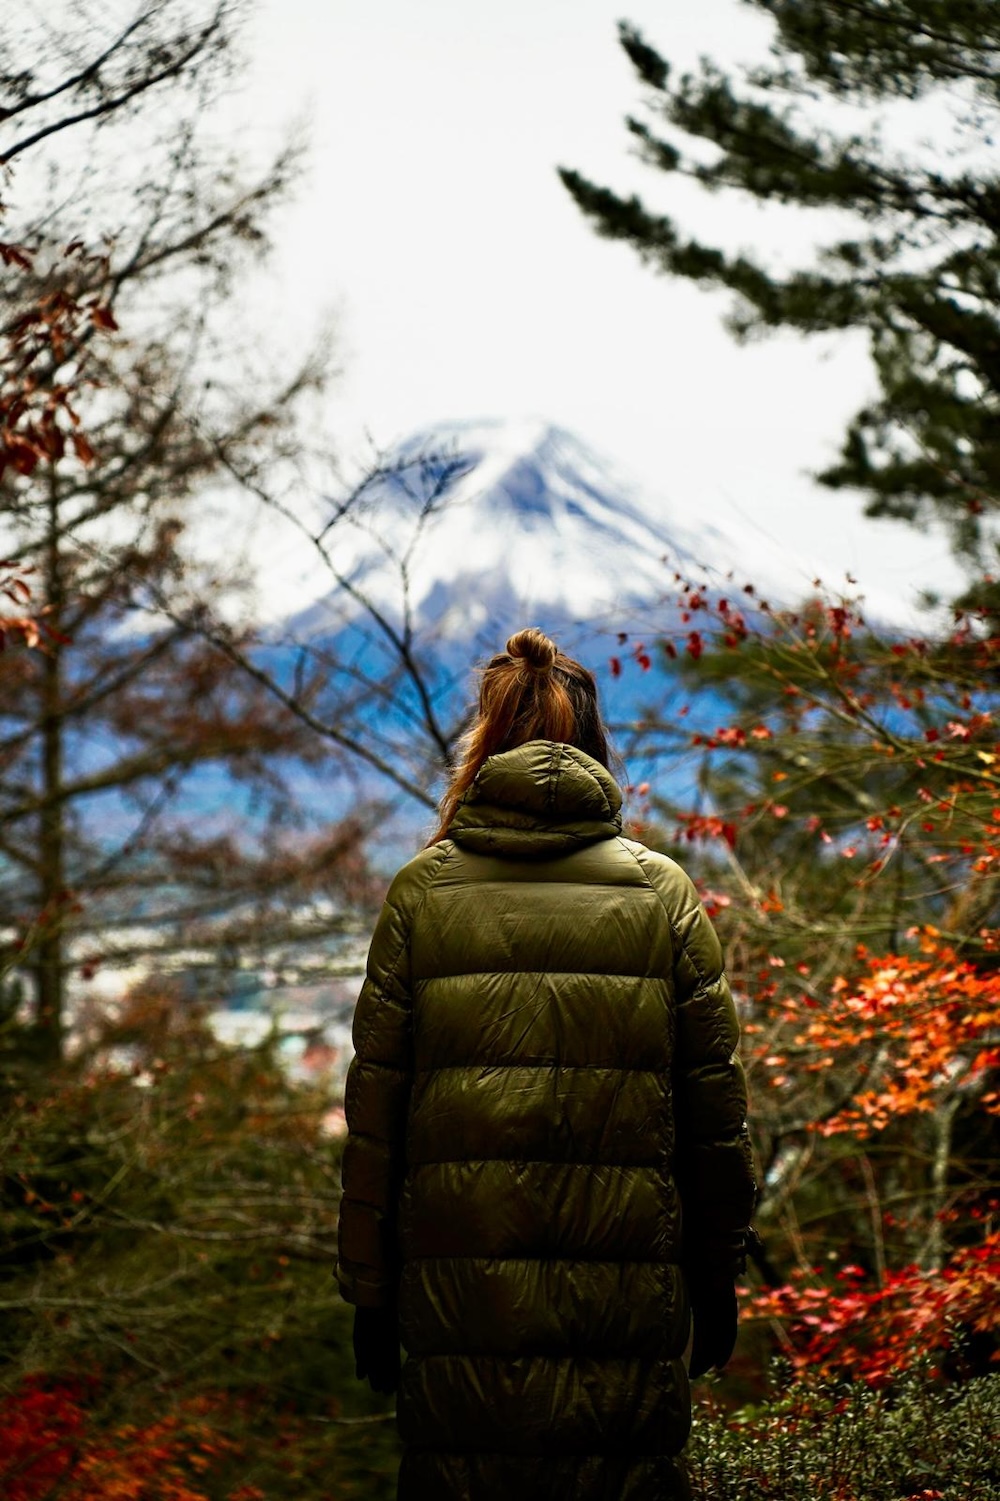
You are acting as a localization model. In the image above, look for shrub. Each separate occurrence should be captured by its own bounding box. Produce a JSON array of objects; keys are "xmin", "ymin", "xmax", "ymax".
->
[
  {"xmin": 0, "ymin": 991, "xmax": 401, "ymax": 1500},
  {"xmin": 687, "ymin": 1366, "xmax": 1000, "ymax": 1501}
]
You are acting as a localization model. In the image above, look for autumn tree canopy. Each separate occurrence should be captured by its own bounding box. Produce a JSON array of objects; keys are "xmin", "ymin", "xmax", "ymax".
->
[
  {"xmin": 617, "ymin": 568, "xmax": 1000, "ymax": 1385},
  {"xmin": 0, "ymin": 1, "xmax": 369, "ymax": 1059}
]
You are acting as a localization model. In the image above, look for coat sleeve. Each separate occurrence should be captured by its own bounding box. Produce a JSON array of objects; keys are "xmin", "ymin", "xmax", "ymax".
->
[
  {"xmin": 668, "ymin": 869, "xmax": 756, "ymax": 1269},
  {"xmin": 633, "ymin": 851, "xmax": 756, "ymax": 1271},
  {"xmin": 336, "ymin": 845, "xmax": 446, "ymax": 1308}
]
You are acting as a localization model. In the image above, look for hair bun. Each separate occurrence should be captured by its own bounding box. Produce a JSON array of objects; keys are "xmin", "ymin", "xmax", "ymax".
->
[{"xmin": 506, "ymin": 627, "xmax": 557, "ymax": 673}]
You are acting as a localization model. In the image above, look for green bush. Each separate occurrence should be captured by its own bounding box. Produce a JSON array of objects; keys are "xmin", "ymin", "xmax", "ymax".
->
[
  {"xmin": 688, "ymin": 1366, "xmax": 1000, "ymax": 1501},
  {"xmin": 0, "ymin": 989, "xmax": 401, "ymax": 1500}
]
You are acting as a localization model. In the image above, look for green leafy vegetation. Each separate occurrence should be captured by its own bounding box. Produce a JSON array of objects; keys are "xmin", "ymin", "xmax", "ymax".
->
[
  {"xmin": 689, "ymin": 1366, "xmax": 1000, "ymax": 1500},
  {"xmin": 0, "ymin": 991, "xmax": 401, "ymax": 1500}
]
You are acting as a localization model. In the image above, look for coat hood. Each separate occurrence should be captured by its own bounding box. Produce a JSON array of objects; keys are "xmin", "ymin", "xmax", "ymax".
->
[{"xmin": 448, "ymin": 740, "xmax": 623, "ymax": 857}]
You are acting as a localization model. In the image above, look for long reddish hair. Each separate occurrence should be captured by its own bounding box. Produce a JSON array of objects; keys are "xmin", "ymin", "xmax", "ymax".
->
[{"xmin": 429, "ymin": 627, "xmax": 614, "ymax": 843}]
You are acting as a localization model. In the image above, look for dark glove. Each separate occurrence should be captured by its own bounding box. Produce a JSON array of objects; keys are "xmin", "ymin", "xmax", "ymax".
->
[
  {"xmin": 685, "ymin": 1226, "xmax": 757, "ymax": 1379},
  {"xmin": 688, "ymin": 1277, "xmax": 738, "ymax": 1379},
  {"xmin": 352, "ymin": 1305, "xmax": 400, "ymax": 1395}
]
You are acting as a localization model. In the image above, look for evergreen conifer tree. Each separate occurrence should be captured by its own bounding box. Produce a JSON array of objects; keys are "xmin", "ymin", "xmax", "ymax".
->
[{"xmin": 560, "ymin": 2, "xmax": 1000, "ymax": 602}]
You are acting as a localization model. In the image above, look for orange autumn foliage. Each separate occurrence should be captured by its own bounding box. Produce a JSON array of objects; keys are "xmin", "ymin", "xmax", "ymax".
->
[{"xmin": 784, "ymin": 933, "xmax": 1000, "ymax": 1135}]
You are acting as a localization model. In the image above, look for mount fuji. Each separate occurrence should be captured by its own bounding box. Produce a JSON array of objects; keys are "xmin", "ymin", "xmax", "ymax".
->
[
  {"xmin": 250, "ymin": 417, "xmax": 792, "ymax": 833},
  {"xmin": 241, "ymin": 413, "xmax": 950, "ymax": 843},
  {"xmin": 290, "ymin": 417, "xmax": 786, "ymax": 646}
]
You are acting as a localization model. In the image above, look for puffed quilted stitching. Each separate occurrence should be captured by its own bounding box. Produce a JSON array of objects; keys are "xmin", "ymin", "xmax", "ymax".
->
[{"xmin": 352, "ymin": 843, "xmax": 452, "ymax": 1057}]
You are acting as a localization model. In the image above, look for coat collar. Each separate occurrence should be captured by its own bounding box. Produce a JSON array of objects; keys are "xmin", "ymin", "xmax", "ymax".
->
[{"xmin": 448, "ymin": 740, "xmax": 622, "ymax": 856}]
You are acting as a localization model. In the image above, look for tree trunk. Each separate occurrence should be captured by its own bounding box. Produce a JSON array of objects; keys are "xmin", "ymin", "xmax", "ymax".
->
[
  {"xmin": 920, "ymin": 1093, "xmax": 961, "ymax": 1274},
  {"xmin": 33, "ymin": 487, "xmax": 65, "ymax": 1062}
]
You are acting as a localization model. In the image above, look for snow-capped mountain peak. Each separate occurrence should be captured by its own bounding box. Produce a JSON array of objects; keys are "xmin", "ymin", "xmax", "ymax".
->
[
  {"xmin": 305, "ymin": 417, "xmax": 745, "ymax": 636},
  {"xmin": 249, "ymin": 415, "xmax": 957, "ymax": 638}
]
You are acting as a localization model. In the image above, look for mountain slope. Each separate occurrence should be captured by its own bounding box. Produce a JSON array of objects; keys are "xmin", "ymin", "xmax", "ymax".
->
[{"xmin": 293, "ymin": 417, "xmax": 763, "ymax": 642}]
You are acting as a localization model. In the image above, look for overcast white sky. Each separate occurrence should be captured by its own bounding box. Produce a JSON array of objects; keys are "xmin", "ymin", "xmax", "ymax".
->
[{"xmin": 220, "ymin": 0, "xmax": 964, "ymax": 618}]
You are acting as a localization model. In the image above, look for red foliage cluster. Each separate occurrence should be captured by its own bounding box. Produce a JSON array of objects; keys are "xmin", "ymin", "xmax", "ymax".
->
[
  {"xmin": 0, "ymin": 232, "xmax": 114, "ymax": 484},
  {"xmin": 0, "ymin": 1376, "xmax": 244, "ymax": 1501},
  {"xmin": 0, "ymin": 560, "xmax": 40, "ymax": 650},
  {"xmin": 690, "ymin": 724, "xmax": 772, "ymax": 749},
  {"xmin": 1, "ymin": 204, "xmax": 114, "ymax": 651},
  {"xmin": 749, "ymin": 1230, "xmax": 1000, "ymax": 1383},
  {"xmin": 675, "ymin": 811, "xmax": 739, "ymax": 849}
]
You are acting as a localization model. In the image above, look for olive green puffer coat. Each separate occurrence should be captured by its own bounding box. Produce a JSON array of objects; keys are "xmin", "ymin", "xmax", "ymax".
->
[{"xmin": 337, "ymin": 741, "xmax": 756, "ymax": 1501}]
